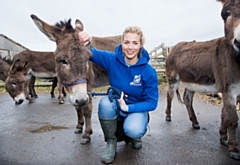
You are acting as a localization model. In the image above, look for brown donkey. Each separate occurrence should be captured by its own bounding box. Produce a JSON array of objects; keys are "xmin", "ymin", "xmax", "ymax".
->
[
  {"xmin": 165, "ymin": 0, "xmax": 240, "ymax": 160},
  {"xmin": 31, "ymin": 14, "xmax": 121, "ymax": 144},
  {"xmin": 5, "ymin": 50, "xmax": 66, "ymax": 104},
  {"xmin": 1, "ymin": 56, "xmax": 41, "ymax": 104},
  {"xmin": 0, "ymin": 56, "xmax": 11, "ymax": 82}
]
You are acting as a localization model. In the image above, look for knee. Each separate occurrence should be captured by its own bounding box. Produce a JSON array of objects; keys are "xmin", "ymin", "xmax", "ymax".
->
[
  {"xmin": 99, "ymin": 97, "xmax": 111, "ymax": 109},
  {"xmin": 98, "ymin": 97, "xmax": 116, "ymax": 119},
  {"xmin": 124, "ymin": 125, "xmax": 146, "ymax": 139}
]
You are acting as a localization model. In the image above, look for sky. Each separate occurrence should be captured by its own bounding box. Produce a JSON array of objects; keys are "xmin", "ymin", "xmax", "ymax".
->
[{"xmin": 0, "ymin": 0, "xmax": 224, "ymax": 52}]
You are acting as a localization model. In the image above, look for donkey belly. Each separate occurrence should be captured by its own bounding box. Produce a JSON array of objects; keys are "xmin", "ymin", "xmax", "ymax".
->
[
  {"xmin": 31, "ymin": 70, "xmax": 56, "ymax": 78},
  {"xmin": 183, "ymin": 82, "xmax": 218, "ymax": 93},
  {"xmin": 33, "ymin": 72, "xmax": 56, "ymax": 78}
]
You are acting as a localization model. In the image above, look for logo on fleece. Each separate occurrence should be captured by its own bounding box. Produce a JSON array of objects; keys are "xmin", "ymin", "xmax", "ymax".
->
[{"xmin": 130, "ymin": 75, "xmax": 142, "ymax": 86}]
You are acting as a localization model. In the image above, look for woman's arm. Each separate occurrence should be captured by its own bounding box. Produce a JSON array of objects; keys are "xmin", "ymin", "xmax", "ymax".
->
[{"xmin": 128, "ymin": 70, "xmax": 159, "ymax": 113}]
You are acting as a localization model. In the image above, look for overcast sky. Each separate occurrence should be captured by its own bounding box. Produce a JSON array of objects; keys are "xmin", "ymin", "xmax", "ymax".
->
[{"xmin": 1, "ymin": 0, "xmax": 224, "ymax": 52}]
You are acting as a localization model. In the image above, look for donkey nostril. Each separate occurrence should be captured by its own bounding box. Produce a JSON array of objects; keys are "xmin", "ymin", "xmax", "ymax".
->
[
  {"xmin": 75, "ymin": 99, "xmax": 79, "ymax": 104},
  {"xmin": 16, "ymin": 99, "xmax": 24, "ymax": 105},
  {"xmin": 75, "ymin": 99, "xmax": 88, "ymax": 108}
]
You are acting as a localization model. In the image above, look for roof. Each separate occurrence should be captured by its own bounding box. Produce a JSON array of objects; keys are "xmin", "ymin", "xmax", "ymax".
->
[{"xmin": 0, "ymin": 34, "xmax": 28, "ymax": 50}]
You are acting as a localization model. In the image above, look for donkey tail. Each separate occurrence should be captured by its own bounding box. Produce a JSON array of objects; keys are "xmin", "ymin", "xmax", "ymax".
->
[{"xmin": 176, "ymin": 89, "xmax": 184, "ymax": 104}]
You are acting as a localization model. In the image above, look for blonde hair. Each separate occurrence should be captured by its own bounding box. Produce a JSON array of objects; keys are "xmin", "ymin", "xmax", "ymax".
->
[{"xmin": 121, "ymin": 26, "xmax": 145, "ymax": 45}]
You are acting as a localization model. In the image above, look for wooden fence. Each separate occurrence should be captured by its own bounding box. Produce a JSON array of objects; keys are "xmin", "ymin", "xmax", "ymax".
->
[{"xmin": 149, "ymin": 43, "xmax": 170, "ymax": 78}]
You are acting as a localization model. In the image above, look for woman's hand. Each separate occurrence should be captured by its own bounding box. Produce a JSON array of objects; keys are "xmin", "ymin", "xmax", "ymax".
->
[
  {"xmin": 118, "ymin": 92, "xmax": 129, "ymax": 112},
  {"xmin": 78, "ymin": 31, "xmax": 91, "ymax": 46}
]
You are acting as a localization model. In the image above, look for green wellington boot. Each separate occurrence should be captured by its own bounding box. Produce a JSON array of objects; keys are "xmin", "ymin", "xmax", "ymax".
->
[
  {"xmin": 99, "ymin": 117, "xmax": 117, "ymax": 164},
  {"xmin": 131, "ymin": 138, "xmax": 142, "ymax": 149}
]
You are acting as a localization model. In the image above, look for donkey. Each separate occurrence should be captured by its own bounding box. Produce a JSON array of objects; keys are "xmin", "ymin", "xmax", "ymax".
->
[
  {"xmin": 1, "ymin": 56, "xmax": 39, "ymax": 104},
  {"xmin": 2, "ymin": 56, "xmax": 64, "ymax": 104},
  {"xmin": 0, "ymin": 56, "xmax": 10, "ymax": 82},
  {"xmin": 5, "ymin": 50, "xmax": 66, "ymax": 104},
  {"xmin": 165, "ymin": 0, "xmax": 240, "ymax": 160},
  {"xmin": 31, "ymin": 14, "xmax": 121, "ymax": 144},
  {"xmin": 27, "ymin": 75, "xmax": 61, "ymax": 99}
]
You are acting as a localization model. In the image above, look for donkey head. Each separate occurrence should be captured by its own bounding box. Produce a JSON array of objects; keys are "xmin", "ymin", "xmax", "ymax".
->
[
  {"xmin": 5, "ymin": 60, "xmax": 28, "ymax": 105},
  {"xmin": 31, "ymin": 14, "xmax": 94, "ymax": 108},
  {"xmin": 218, "ymin": 0, "xmax": 240, "ymax": 53}
]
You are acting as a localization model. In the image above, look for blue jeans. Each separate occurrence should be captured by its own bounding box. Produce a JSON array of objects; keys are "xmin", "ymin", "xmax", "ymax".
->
[{"xmin": 98, "ymin": 96, "xmax": 149, "ymax": 139}]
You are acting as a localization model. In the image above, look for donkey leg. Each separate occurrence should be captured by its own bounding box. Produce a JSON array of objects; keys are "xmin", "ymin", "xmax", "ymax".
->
[
  {"xmin": 228, "ymin": 127, "xmax": 240, "ymax": 160},
  {"xmin": 222, "ymin": 102, "xmax": 240, "ymax": 160},
  {"xmin": 29, "ymin": 76, "xmax": 38, "ymax": 98},
  {"xmin": 75, "ymin": 107, "xmax": 84, "ymax": 134},
  {"xmin": 57, "ymin": 82, "xmax": 64, "ymax": 104},
  {"xmin": 219, "ymin": 110, "xmax": 228, "ymax": 146},
  {"xmin": 50, "ymin": 78, "xmax": 57, "ymax": 98},
  {"xmin": 165, "ymin": 83, "xmax": 177, "ymax": 121},
  {"xmin": 81, "ymin": 100, "xmax": 93, "ymax": 144},
  {"xmin": 25, "ymin": 79, "xmax": 34, "ymax": 103},
  {"xmin": 62, "ymin": 87, "xmax": 67, "ymax": 97},
  {"xmin": 183, "ymin": 89, "xmax": 200, "ymax": 129}
]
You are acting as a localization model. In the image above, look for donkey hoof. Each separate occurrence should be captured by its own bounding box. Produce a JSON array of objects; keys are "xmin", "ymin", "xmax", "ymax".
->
[
  {"xmin": 31, "ymin": 95, "xmax": 38, "ymax": 99},
  {"xmin": 192, "ymin": 124, "xmax": 200, "ymax": 129},
  {"xmin": 229, "ymin": 151, "xmax": 240, "ymax": 160},
  {"xmin": 220, "ymin": 139, "xmax": 228, "ymax": 146},
  {"xmin": 81, "ymin": 138, "xmax": 91, "ymax": 144},
  {"xmin": 59, "ymin": 100, "xmax": 64, "ymax": 104},
  {"xmin": 74, "ymin": 129, "xmax": 83, "ymax": 134},
  {"xmin": 166, "ymin": 116, "xmax": 171, "ymax": 121},
  {"xmin": 29, "ymin": 100, "xmax": 34, "ymax": 103}
]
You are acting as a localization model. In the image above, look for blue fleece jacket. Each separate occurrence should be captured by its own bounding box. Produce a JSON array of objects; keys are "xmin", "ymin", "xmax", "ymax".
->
[{"xmin": 90, "ymin": 44, "xmax": 159, "ymax": 113}]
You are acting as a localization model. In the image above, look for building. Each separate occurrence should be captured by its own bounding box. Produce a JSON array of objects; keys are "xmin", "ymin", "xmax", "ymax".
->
[{"xmin": 0, "ymin": 34, "xmax": 28, "ymax": 60}]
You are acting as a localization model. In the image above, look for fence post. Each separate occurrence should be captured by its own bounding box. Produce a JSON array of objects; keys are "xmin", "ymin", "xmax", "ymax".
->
[{"xmin": 149, "ymin": 43, "xmax": 169, "ymax": 79}]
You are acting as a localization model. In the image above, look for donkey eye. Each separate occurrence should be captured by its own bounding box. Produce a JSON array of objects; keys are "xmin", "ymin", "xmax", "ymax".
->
[
  {"xmin": 60, "ymin": 60, "xmax": 68, "ymax": 66},
  {"xmin": 11, "ymin": 82, "xmax": 16, "ymax": 87},
  {"xmin": 222, "ymin": 11, "xmax": 231, "ymax": 20}
]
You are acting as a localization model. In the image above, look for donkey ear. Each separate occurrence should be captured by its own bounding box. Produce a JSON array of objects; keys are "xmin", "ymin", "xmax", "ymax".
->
[
  {"xmin": 21, "ymin": 62, "xmax": 30, "ymax": 75},
  {"xmin": 9, "ymin": 60, "xmax": 29, "ymax": 75},
  {"xmin": 75, "ymin": 19, "xmax": 84, "ymax": 31},
  {"xmin": 31, "ymin": 14, "xmax": 62, "ymax": 41},
  {"xmin": 216, "ymin": 0, "xmax": 227, "ymax": 4},
  {"xmin": 9, "ymin": 59, "xmax": 20, "ymax": 74}
]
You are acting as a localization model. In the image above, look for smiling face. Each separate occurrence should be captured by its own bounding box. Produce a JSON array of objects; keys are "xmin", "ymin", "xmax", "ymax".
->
[
  {"xmin": 121, "ymin": 26, "xmax": 145, "ymax": 65},
  {"xmin": 122, "ymin": 32, "xmax": 142, "ymax": 65}
]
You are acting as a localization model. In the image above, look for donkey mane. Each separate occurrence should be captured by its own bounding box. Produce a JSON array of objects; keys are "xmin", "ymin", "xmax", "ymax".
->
[
  {"xmin": 55, "ymin": 19, "xmax": 74, "ymax": 32},
  {"xmin": 0, "ymin": 55, "xmax": 13, "ymax": 65}
]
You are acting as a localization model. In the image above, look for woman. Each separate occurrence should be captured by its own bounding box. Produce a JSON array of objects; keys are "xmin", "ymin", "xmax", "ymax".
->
[{"xmin": 79, "ymin": 26, "xmax": 159, "ymax": 164}]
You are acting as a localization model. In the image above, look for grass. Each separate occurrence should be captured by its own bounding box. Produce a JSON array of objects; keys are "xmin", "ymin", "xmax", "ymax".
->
[
  {"xmin": 0, "ymin": 85, "xmax": 114, "ymax": 94},
  {"xmin": 0, "ymin": 84, "xmax": 166, "ymax": 95},
  {"xmin": 0, "ymin": 75, "xmax": 167, "ymax": 94}
]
